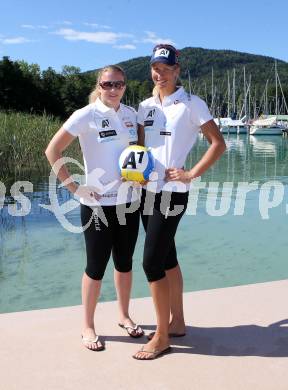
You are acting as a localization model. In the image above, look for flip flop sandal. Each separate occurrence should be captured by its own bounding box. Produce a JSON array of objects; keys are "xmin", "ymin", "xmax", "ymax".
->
[
  {"xmin": 132, "ymin": 346, "xmax": 172, "ymax": 360},
  {"xmin": 81, "ymin": 335, "xmax": 105, "ymax": 351},
  {"xmin": 147, "ymin": 331, "xmax": 186, "ymax": 340},
  {"xmin": 118, "ymin": 323, "xmax": 144, "ymax": 338}
]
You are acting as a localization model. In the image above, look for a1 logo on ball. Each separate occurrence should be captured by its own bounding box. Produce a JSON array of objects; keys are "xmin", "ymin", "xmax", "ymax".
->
[{"xmin": 119, "ymin": 145, "xmax": 154, "ymax": 182}]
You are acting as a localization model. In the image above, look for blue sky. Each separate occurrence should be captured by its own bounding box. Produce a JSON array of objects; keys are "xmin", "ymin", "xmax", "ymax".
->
[{"xmin": 0, "ymin": 0, "xmax": 287, "ymax": 72}]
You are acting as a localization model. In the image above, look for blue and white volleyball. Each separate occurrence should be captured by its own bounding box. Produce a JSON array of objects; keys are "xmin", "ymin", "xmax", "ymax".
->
[{"xmin": 119, "ymin": 145, "xmax": 154, "ymax": 182}]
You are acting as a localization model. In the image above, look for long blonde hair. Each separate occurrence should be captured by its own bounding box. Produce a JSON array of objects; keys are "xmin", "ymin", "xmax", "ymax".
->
[{"xmin": 89, "ymin": 65, "xmax": 126, "ymax": 103}]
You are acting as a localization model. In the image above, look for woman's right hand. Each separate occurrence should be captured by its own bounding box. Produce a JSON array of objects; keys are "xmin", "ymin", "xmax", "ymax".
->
[
  {"xmin": 74, "ymin": 184, "xmax": 102, "ymax": 201},
  {"xmin": 121, "ymin": 177, "xmax": 147, "ymax": 188}
]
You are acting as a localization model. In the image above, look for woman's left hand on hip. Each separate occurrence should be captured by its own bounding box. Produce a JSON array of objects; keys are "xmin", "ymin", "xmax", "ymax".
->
[{"xmin": 165, "ymin": 168, "xmax": 192, "ymax": 183}]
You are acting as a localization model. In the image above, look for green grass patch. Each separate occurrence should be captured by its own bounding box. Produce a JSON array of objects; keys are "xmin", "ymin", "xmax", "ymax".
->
[{"xmin": 0, "ymin": 111, "xmax": 82, "ymax": 181}]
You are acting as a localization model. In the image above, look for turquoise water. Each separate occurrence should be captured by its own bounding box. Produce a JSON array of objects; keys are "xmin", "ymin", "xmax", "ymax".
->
[{"xmin": 1, "ymin": 134, "xmax": 288, "ymax": 313}]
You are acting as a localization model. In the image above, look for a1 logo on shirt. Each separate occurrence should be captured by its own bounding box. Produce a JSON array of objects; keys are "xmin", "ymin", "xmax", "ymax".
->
[
  {"xmin": 102, "ymin": 119, "xmax": 110, "ymax": 128},
  {"xmin": 146, "ymin": 109, "xmax": 156, "ymax": 118}
]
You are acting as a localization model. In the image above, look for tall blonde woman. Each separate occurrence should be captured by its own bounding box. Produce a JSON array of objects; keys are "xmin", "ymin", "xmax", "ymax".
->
[
  {"xmin": 45, "ymin": 65, "xmax": 144, "ymax": 352},
  {"xmin": 134, "ymin": 45, "xmax": 226, "ymax": 360}
]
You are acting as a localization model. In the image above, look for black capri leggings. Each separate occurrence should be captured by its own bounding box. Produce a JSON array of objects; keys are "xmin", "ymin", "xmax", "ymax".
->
[
  {"xmin": 81, "ymin": 203, "xmax": 140, "ymax": 280},
  {"xmin": 140, "ymin": 189, "xmax": 188, "ymax": 282}
]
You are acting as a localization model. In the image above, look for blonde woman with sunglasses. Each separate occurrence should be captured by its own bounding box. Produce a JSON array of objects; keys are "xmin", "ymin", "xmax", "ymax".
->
[
  {"xmin": 133, "ymin": 45, "xmax": 226, "ymax": 360},
  {"xmin": 45, "ymin": 65, "xmax": 144, "ymax": 352}
]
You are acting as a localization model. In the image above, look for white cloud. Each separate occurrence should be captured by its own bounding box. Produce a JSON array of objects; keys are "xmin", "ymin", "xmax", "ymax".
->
[
  {"xmin": 53, "ymin": 21, "xmax": 73, "ymax": 26},
  {"xmin": 21, "ymin": 24, "xmax": 49, "ymax": 30},
  {"xmin": 83, "ymin": 22, "xmax": 111, "ymax": 29},
  {"xmin": 142, "ymin": 31, "xmax": 176, "ymax": 46},
  {"xmin": 21, "ymin": 24, "xmax": 35, "ymax": 29},
  {"xmin": 54, "ymin": 28, "xmax": 133, "ymax": 44},
  {"xmin": 113, "ymin": 44, "xmax": 136, "ymax": 50},
  {"xmin": 0, "ymin": 37, "xmax": 32, "ymax": 44}
]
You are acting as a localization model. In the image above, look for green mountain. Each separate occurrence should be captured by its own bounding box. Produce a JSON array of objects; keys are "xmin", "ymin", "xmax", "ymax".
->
[
  {"xmin": 115, "ymin": 47, "xmax": 288, "ymax": 84},
  {"xmin": 104, "ymin": 47, "xmax": 288, "ymax": 115}
]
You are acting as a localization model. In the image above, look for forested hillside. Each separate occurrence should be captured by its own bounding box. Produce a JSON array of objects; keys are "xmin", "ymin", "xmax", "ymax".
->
[{"xmin": 1, "ymin": 47, "xmax": 288, "ymax": 118}]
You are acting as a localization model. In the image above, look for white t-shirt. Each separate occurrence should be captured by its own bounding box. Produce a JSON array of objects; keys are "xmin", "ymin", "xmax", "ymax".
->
[
  {"xmin": 63, "ymin": 98, "xmax": 139, "ymax": 206},
  {"xmin": 137, "ymin": 87, "xmax": 213, "ymax": 192}
]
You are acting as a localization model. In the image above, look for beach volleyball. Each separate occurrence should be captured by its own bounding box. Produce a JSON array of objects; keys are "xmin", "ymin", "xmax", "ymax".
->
[{"xmin": 119, "ymin": 145, "xmax": 154, "ymax": 182}]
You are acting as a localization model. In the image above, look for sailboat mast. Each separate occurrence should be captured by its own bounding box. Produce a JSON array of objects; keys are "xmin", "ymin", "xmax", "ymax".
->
[
  {"xmin": 275, "ymin": 60, "xmax": 278, "ymax": 116},
  {"xmin": 211, "ymin": 67, "xmax": 214, "ymax": 116},
  {"xmin": 227, "ymin": 70, "xmax": 230, "ymax": 118},
  {"xmin": 248, "ymin": 74, "xmax": 251, "ymax": 120},
  {"xmin": 254, "ymin": 85, "xmax": 257, "ymax": 119},
  {"xmin": 265, "ymin": 79, "xmax": 268, "ymax": 114},
  {"xmin": 243, "ymin": 66, "xmax": 247, "ymax": 119},
  {"xmin": 277, "ymin": 71, "xmax": 288, "ymax": 114},
  {"xmin": 233, "ymin": 68, "xmax": 236, "ymax": 117}
]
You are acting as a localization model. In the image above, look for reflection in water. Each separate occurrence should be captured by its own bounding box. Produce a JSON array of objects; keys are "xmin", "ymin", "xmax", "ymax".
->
[
  {"xmin": 187, "ymin": 134, "xmax": 288, "ymax": 183},
  {"xmin": 1, "ymin": 135, "xmax": 288, "ymax": 313}
]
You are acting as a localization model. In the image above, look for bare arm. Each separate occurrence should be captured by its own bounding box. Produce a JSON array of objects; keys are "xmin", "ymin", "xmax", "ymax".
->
[
  {"xmin": 190, "ymin": 119, "xmax": 226, "ymax": 178},
  {"xmin": 137, "ymin": 124, "xmax": 145, "ymax": 146},
  {"xmin": 166, "ymin": 119, "xmax": 226, "ymax": 182},
  {"xmin": 45, "ymin": 127, "xmax": 79, "ymax": 193}
]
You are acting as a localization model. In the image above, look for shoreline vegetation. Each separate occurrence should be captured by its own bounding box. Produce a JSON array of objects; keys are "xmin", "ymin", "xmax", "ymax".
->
[{"xmin": 0, "ymin": 111, "xmax": 82, "ymax": 180}]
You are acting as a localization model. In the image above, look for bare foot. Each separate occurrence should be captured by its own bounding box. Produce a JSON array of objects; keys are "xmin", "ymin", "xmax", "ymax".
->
[{"xmin": 82, "ymin": 328, "xmax": 104, "ymax": 351}]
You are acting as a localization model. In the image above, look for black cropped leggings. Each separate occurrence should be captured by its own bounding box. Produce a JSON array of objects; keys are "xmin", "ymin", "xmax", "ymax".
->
[
  {"xmin": 81, "ymin": 203, "xmax": 139, "ymax": 280},
  {"xmin": 140, "ymin": 189, "xmax": 188, "ymax": 282}
]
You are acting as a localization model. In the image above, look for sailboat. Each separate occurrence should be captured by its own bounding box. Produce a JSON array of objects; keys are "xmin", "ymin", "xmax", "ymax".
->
[
  {"xmin": 218, "ymin": 68, "xmax": 249, "ymax": 134},
  {"xmin": 219, "ymin": 117, "xmax": 248, "ymax": 134},
  {"xmin": 250, "ymin": 116, "xmax": 284, "ymax": 135},
  {"xmin": 250, "ymin": 61, "xmax": 288, "ymax": 135}
]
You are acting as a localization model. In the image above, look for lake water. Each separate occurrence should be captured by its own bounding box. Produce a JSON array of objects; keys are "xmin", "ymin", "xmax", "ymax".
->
[{"xmin": 1, "ymin": 134, "xmax": 288, "ymax": 313}]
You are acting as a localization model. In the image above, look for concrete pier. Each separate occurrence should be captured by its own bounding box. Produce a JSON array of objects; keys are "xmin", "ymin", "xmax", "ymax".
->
[{"xmin": 1, "ymin": 280, "xmax": 288, "ymax": 390}]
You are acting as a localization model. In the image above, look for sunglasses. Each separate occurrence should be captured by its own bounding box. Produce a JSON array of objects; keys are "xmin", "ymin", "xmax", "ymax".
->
[{"xmin": 99, "ymin": 80, "xmax": 126, "ymax": 90}]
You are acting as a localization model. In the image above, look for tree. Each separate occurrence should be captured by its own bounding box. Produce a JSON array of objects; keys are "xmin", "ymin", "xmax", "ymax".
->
[
  {"xmin": 60, "ymin": 66, "xmax": 91, "ymax": 116},
  {"xmin": 0, "ymin": 56, "xmax": 27, "ymax": 110},
  {"xmin": 41, "ymin": 67, "xmax": 65, "ymax": 116}
]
